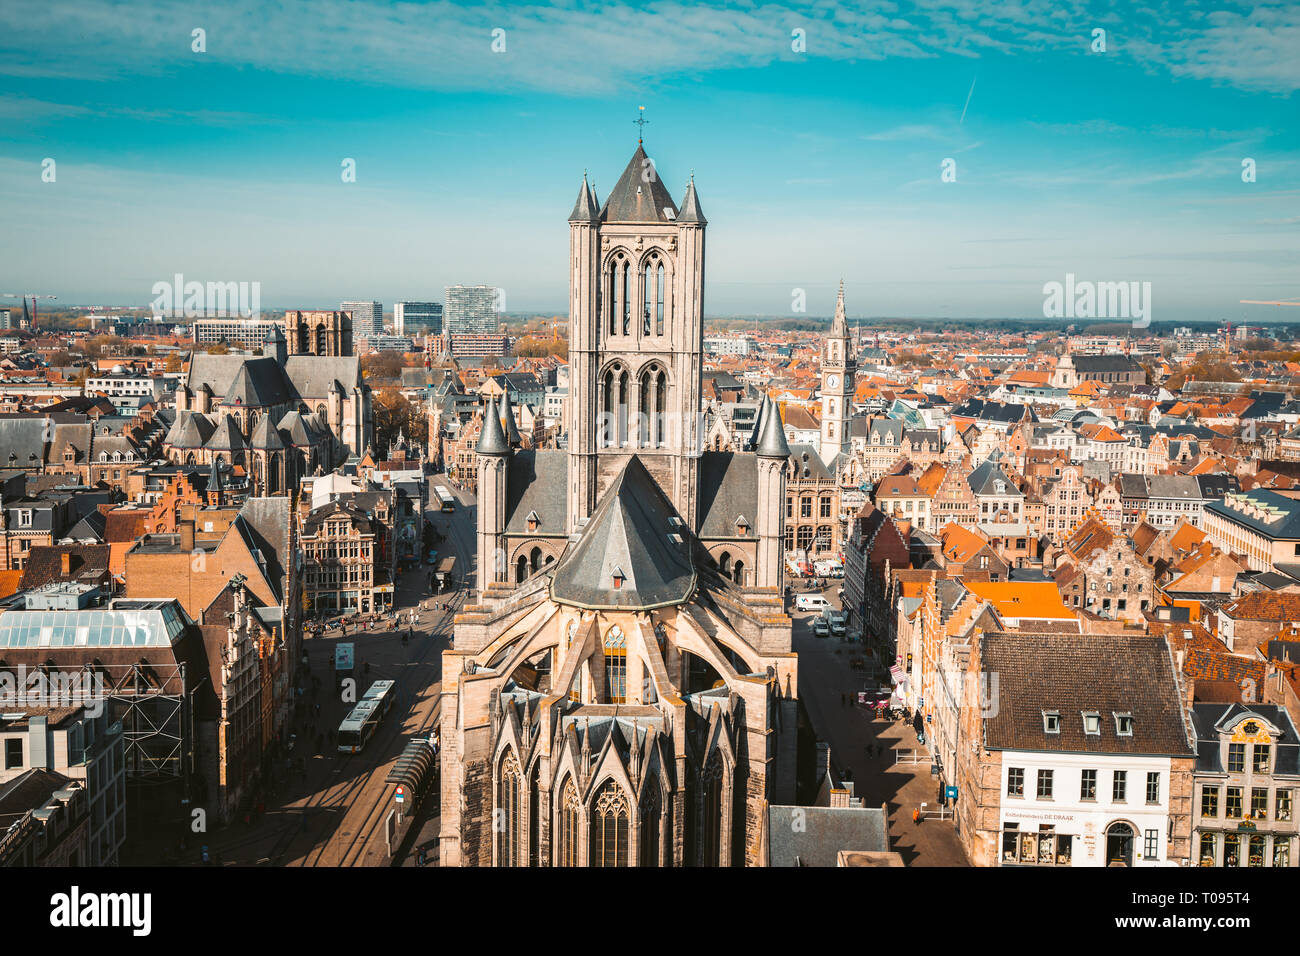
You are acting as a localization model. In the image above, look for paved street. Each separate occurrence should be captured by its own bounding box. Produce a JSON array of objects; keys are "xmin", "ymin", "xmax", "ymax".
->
[
  {"xmin": 792, "ymin": 589, "xmax": 970, "ymax": 866},
  {"xmin": 187, "ymin": 473, "xmax": 474, "ymax": 867}
]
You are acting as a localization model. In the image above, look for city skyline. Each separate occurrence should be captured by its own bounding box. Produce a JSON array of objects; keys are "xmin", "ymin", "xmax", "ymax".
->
[{"xmin": 1, "ymin": 0, "xmax": 1296, "ymax": 321}]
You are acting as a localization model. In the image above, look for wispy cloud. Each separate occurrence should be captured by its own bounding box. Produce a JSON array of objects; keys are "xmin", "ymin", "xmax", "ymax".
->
[{"xmin": 0, "ymin": 0, "xmax": 1295, "ymax": 95}]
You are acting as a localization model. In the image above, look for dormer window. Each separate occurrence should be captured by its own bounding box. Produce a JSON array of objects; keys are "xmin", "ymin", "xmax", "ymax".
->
[
  {"xmin": 611, "ymin": 567, "xmax": 625, "ymax": 590},
  {"xmin": 736, "ymin": 515, "xmax": 750, "ymax": 536},
  {"xmin": 1083, "ymin": 712, "xmax": 1101, "ymax": 735},
  {"xmin": 1043, "ymin": 711, "xmax": 1061, "ymax": 734},
  {"xmin": 1114, "ymin": 712, "xmax": 1134, "ymax": 736},
  {"xmin": 526, "ymin": 510, "xmax": 540, "ymax": 533}
]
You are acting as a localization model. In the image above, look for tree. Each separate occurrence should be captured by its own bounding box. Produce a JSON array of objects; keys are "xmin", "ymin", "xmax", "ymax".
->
[{"xmin": 373, "ymin": 387, "xmax": 424, "ymax": 452}]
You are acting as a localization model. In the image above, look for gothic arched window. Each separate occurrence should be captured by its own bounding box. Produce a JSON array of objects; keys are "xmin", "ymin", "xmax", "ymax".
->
[
  {"xmin": 604, "ymin": 626, "xmax": 626, "ymax": 704},
  {"xmin": 557, "ymin": 777, "xmax": 580, "ymax": 867},
  {"xmin": 621, "ymin": 260, "xmax": 631, "ymax": 335},
  {"xmin": 528, "ymin": 762, "xmax": 541, "ymax": 867},
  {"xmin": 718, "ymin": 552, "xmax": 731, "ymax": 576},
  {"xmin": 640, "ymin": 778, "xmax": 661, "ymax": 867},
  {"xmin": 656, "ymin": 262, "xmax": 666, "ymax": 336},
  {"xmin": 642, "ymin": 260, "xmax": 653, "ymax": 335},
  {"xmin": 702, "ymin": 754, "xmax": 724, "ymax": 867},
  {"xmin": 591, "ymin": 781, "xmax": 630, "ymax": 867},
  {"xmin": 498, "ymin": 751, "xmax": 521, "ymax": 867},
  {"xmin": 654, "ymin": 369, "xmax": 666, "ymax": 447}
]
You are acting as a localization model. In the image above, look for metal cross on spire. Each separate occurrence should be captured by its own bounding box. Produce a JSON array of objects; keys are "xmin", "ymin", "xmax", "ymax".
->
[{"xmin": 634, "ymin": 105, "xmax": 649, "ymax": 144}]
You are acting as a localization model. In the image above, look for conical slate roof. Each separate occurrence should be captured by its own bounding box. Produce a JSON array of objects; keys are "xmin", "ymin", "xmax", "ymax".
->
[
  {"xmin": 476, "ymin": 396, "xmax": 510, "ymax": 455},
  {"xmin": 754, "ymin": 396, "xmax": 792, "ymax": 459},
  {"xmin": 678, "ymin": 176, "xmax": 706, "ymax": 224},
  {"xmin": 277, "ymin": 410, "xmax": 314, "ymax": 447},
  {"xmin": 164, "ymin": 410, "xmax": 216, "ymax": 449},
  {"xmin": 250, "ymin": 414, "xmax": 286, "ymax": 451},
  {"xmin": 499, "ymin": 389, "xmax": 522, "ymax": 446},
  {"xmin": 204, "ymin": 414, "xmax": 246, "ymax": 452},
  {"xmin": 600, "ymin": 145, "xmax": 679, "ymax": 224},
  {"xmin": 568, "ymin": 172, "xmax": 599, "ymax": 223},
  {"xmin": 550, "ymin": 456, "xmax": 696, "ymax": 611}
]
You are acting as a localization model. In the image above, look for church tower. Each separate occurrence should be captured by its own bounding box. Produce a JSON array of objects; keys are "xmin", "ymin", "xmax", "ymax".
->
[
  {"xmin": 819, "ymin": 281, "xmax": 855, "ymax": 467},
  {"xmin": 566, "ymin": 142, "xmax": 707, "ymax": 532}
]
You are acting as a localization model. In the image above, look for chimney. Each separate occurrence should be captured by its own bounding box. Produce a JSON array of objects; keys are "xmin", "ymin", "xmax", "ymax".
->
[
  {"xmin": 60, "ymin": 552, "xmax": 72, "ymax": 576},
  {"xmin": 180, "ymin": 519, "xmax": 195, "ymax": 554}
]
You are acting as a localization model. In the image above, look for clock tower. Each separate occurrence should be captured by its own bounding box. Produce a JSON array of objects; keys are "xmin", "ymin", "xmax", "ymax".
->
[{"xmin": 819, "ymin": 281, "xmax": 855, "ymax": 467}]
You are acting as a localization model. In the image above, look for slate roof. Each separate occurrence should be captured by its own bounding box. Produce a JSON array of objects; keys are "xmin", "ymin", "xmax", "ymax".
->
[
  {"xmin": 476, "ymin": 396, "xmax": 510, "ymax": 455},
  {"xmin": 568, "ymin": 172, "xmax": 599, "ymax": 223},
  {"xmin": 697, "ymin": 451, "xmax": 758, "ymax": 539},
  {"xmin": 1190, "ymin": 703, "xmax": 1300, "ymax": 775},
  {"xmin": 1071, "ymin": 354, "xmax": 1144, "ymax": 374},
  {"xmin": 979, "ymin": 632, "xmax": 1193, "ymax": 756},
  {"xmin": 753, "ymin": 396, "xmax": 791, "ymax": 458},
  {"xmin": 767, "ymin": 805, "xmax": 889, "ymax": 867},
  {"xmin": 204, "ymin": 414, "xmax": 246, "ymax": 453},
  {"xmin": 967, "ymin": 459, "xmax": 1022, "ymax": 497},
  {"xmin": 249, "ymin": 414, "xmax": 285, "ymax": 451},
  {"xmin": 503, "ymin": 449, "xmax": 569, "ymax": 536},
  {"xmin": 163, "ymin": 410, "xmax": 216, "ymax": 449},
  {"xmin": 1205, "ymin": 489, "xmax": 1300, "ymax": 539},
  {"xmin": 599, "ymin": 145, "xmax": 680, "ymax": 224},
  {"xmin": 18, "ymin": 545, "xmax": 111, "ymax": 590},
  {"xmin": 550, "ymin": 456, "xmax": 696, "ymax": 610}
]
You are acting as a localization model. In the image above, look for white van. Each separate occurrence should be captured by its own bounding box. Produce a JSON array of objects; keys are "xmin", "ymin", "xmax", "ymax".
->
[{"xmin": 795, "ymin": 594, "xmax": 832, "ymax": 613}]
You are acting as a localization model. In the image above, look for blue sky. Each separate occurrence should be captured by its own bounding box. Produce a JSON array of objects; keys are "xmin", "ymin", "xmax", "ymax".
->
[{"xmin": 0, "ymin": 0, "xmax": 1297, "ymax": 322}]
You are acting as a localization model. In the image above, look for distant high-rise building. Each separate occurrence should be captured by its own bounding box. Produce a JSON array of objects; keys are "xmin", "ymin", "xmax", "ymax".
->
[
  {"xmin": 394, "ymin": 301, "xmax": 443, "ymax": 336},
  {"xmin": 443, "ymin": 285, "xmax": 498, "ymax": 335},
  {"xmin": 0, "ymin": 309, "xmax": 12, "ymax": 330},
  {"xmin": 343, "ymin": 300, "xmax": 383, "ymax": 340}
]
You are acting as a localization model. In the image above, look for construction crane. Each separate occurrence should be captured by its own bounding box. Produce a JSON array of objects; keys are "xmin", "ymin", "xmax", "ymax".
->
[{"xmin": 1, "ymin": 293, "xmax": 57, "ymax": 329}]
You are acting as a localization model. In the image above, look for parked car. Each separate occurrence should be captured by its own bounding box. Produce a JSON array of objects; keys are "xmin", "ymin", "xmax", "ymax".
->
[{"xmin": 812, "ymin": 617, "xmax": 830, "ymax": 638}]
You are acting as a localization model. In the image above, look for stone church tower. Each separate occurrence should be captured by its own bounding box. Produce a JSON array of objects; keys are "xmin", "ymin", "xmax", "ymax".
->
[
  {"xmin": 819, "ymin": 282, "xmax": 855, "ymax": 467},
  {"xmin": 566, "ymin": 145, "xmax": 707, "ymax": 531},
  {"xmin": 440, "ymin": 144, "xmax": 801, "ymax": 868}
]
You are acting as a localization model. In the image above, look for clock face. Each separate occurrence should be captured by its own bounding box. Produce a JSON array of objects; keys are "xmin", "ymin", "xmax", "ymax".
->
[{"xmin": 827, "ymin": 375, "xmax": 839, "ymax": 389}]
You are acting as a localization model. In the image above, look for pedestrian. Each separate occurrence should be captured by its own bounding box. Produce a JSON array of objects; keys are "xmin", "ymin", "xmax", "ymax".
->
[{"xmin": 840, "ymin": 692, "xmax": 846, "ymax": 707}]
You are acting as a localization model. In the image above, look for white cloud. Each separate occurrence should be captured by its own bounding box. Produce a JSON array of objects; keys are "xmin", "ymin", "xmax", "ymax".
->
[{"xmin": 0, "ymin": 0, "xmax": 1293, "ymax": 96}]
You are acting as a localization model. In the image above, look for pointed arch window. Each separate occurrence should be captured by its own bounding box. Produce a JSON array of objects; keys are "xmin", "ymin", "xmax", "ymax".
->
[
  {"xmin": 642, "ymin": 259, "xmax": 653, "ymax": 335},
  {"xmin": 591, "ymin": 781, "xmax": 630, "ymax": 867},
  {"xmin": 621, "ymin": 260, "xmax": 631, "ymax": 336},
  {"xmin": 558, "ymin": 778, "xmax": 580, "ymax": 867},
  {"xmin": 498, "ymin": 751, "xmax": 522, "ymax": 867},
  {"xmin": 604, "ymin": 626, "xmax": 627, "ymax": 704},
  {"xmin": 656, "ymin": 262, "xmax": 666, "ymax": 336},
  {"xmin": 640, "ymin": 778, "xmax": 661, "ymax": 867},
  {"xmin": 528, "ymin": 761, "xmax": 541, "ymax": 867},
  {"xmin": 702, "ymin": 754, "xmax": 724, "ymax": 867}
]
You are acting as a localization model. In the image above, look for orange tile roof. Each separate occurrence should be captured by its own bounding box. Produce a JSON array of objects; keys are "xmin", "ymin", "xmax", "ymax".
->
[{"xmin": 963, "ymin": 581, "xmax": 1076, "ymax": 620}]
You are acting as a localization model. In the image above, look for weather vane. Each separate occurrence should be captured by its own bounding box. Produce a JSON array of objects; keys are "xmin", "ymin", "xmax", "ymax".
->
[{"xmin": 634, "ymin": 106, "xmax": 648, "ymax": 145}]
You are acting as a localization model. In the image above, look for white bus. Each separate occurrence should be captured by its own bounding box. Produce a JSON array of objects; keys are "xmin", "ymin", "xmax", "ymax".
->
[
  {"xmin": 337, "ymin": 680, "xmax": 397, "ymax": 754},
  {"xmin": 434, "ymin": 485, "xmax": 455, "ymax": 513}
]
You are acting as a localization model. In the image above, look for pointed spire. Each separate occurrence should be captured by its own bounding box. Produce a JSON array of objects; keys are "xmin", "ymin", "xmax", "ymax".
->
[
  {"xmin": 568, "ymin": 171, "xmax": 599, "ymax": 223},
  {"xmin": 830, "ymin": 279, "xmax": 849, "ymax": 337},
  {"xmin": 209, "ymin": 457, "xmax": 224, "ymax": 496},
  {"xmin": 678, "ymin": 176, "xmax": 706, "ymax": 224},
  {"xmin": 476, "ymin": 395, "xmax": 510, "ymax": 456},
  {"xmin": 499, "ymin": 388, "xmax": 522, "ymax": 446},
  {"xmin": 755, "ymin": 395, "xmax": 792, "ymax": 459}
]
